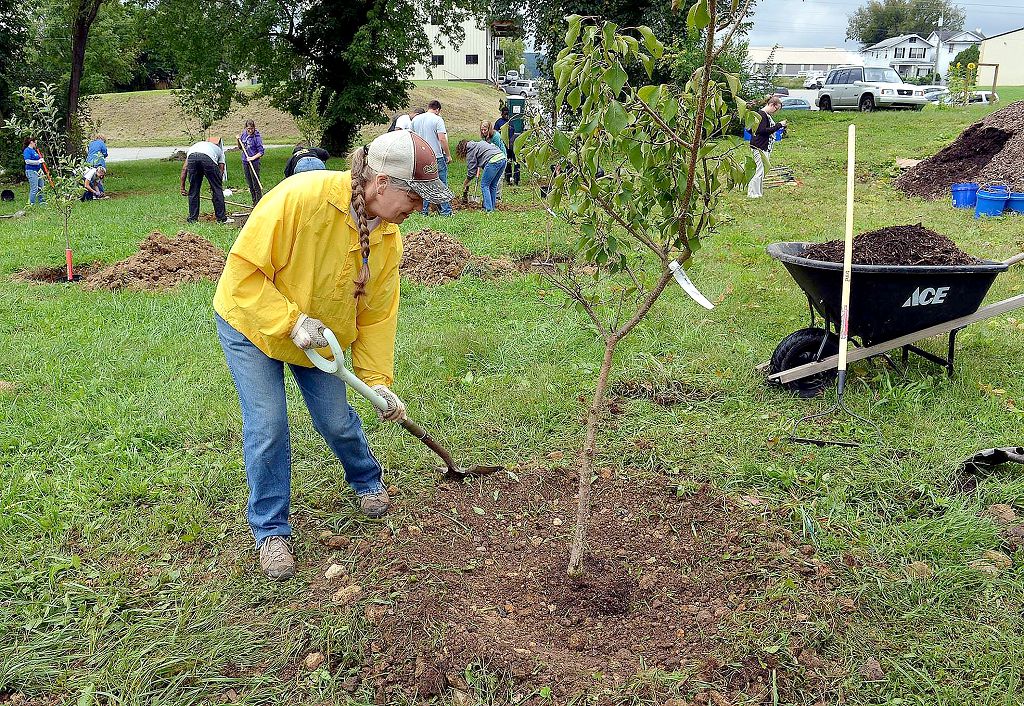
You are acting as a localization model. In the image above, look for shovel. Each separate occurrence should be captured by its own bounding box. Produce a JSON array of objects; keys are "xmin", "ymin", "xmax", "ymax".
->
[{"xmin": 305, "ymin": 328, "xmax": 503, "ymax": 479}]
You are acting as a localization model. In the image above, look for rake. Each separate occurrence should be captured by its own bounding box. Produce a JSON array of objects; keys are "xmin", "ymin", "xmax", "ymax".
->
[{"xmin": 787, "ymin": 124, "xmax": 880, "ymax": 448}]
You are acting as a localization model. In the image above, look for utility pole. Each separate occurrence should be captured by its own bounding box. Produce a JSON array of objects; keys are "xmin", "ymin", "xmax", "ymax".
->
[{"xmin": 934, "ymin": 14, "xmax": 943, "ymax": 82}]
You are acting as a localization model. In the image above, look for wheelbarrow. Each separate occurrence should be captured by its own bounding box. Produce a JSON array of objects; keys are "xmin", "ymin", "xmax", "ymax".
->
[{"xmin": 763, "ymin": 242, "xmax": 1024, "ymax": 396}]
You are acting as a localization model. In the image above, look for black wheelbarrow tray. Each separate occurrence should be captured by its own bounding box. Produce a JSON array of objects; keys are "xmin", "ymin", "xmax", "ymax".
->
[{"xmin": 762, "ymin": 241, "xmax": 1024, "ymax": 397}]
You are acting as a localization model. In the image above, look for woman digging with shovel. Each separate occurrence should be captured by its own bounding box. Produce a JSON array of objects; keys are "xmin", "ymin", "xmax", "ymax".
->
[{"xmin": 213, "ymin": 130, "xmax": 454, "ymax": 581}]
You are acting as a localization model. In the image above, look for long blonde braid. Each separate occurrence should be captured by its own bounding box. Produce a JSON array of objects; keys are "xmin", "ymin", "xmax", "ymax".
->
[{"xmin": 349, "ymin": 145, "xmax": 373, "ymax": 300}]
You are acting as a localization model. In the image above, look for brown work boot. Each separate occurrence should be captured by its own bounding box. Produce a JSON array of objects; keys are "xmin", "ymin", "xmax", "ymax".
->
[
  {"xmin": 359, "ymin": 489, "xmax": 391, "ymax": 518},
  {"xmin": 258, "ymin": 536, "xmax": 296, "ymax": 581}
]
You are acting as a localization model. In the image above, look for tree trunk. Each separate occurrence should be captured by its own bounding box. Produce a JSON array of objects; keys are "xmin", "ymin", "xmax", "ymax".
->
[
  {"xmin": 567, "ymin": 338, "xmax": 618, "ymax": 577},
  {"xmin": 67, "ymin": 0, "xmax": 104, "ymax": 142}
]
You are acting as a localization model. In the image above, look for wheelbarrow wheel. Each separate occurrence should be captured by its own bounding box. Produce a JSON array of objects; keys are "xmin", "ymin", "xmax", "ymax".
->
[{"xmin": 769, "ymin": 328, "xmax": 839, "ymax": 398}]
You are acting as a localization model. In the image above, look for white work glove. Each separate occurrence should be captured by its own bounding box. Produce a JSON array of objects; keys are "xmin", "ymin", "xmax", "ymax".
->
[
  {"xmin": 290, "ymin": 314, "xmax": 329, "ymax": 350},
  {"xmin": 372, "ymin": 385, "xmax": 407, "ymax": 422}
]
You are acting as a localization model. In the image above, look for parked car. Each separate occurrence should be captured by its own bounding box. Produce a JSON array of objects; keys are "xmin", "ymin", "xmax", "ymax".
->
[
  {"xmin": 504, "ymin": 80, "xmax": 536, "ymax": 98},
  {"xmin": 922, "ymin": 86, "xmax": 950, "ymax": 102},
  {"xmin": 803, "ymin": 74, "xmax": 826, "ymax": 89},
  {"xmin": 781, "ymin": 97, "xmax": 811, "ymax": 110},
  {"xmin": 970, "ymin": 90, "xmax": 999, "ymax": 104},
  {"xmin": 816, "ymin": 66, "xmax": 927, "ymax": 111},
  {"xmin": 505, "ymin": 70, "xmax": 520, "ymax": 82},
  {"xmin": 937, "ymin": 89, "xmax": 1000, "ymax": 105},
  {"xmin": 745, "ymin": 76, "xmax": 791, "ymax": 100}
]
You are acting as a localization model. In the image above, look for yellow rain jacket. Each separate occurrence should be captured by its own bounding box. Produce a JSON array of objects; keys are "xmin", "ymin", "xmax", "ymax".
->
[{"xmin": 213, "ymin": 170, "xmax": 402, "ymax": 387}]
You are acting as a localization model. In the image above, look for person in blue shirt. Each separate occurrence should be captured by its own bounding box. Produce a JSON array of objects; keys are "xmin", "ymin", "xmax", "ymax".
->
[
  {"xmin": 87, "ymin": 133, "xmax": 108, "ymax": 168},
  {"xmin": 22, "ymin": 137, "xmax": 46, "ymax": 205},
  {"xmin": 86, "ymin": 133, "xmax": 109, "ymax": 194}
]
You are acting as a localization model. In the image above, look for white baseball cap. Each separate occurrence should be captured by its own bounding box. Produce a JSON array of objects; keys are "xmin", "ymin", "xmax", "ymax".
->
[{"xmin": 366, "ymin": 131, "xmax": 455, "ymax": 204}]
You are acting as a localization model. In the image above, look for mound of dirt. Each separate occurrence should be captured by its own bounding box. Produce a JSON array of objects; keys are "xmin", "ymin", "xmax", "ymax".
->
[
  {"xmin": 895, "ymin": 101, "xmax": 1024, "ymax": 198},
  {"xmin": 803, "ymin": 224, "xmax": 977, "ymax": 266},
  {"xmin": 399, "ymin": 228, "xmax": 474, "ymax": 285},
  {"xmin": 83, "ymin": 231, "xmax": 225, "ymax": 291},
  {"xmin": 333, "ymin": 471, "xmax": 843, "ymax": 703}
]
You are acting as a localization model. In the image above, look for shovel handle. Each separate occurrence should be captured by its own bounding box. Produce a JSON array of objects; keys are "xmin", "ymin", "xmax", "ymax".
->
[
  {"xmin": 305, "ymin": 329, "xmax": 390, "ymax": 414},
  {"xmin": 305, "ymin": 328, "xmax": 460, "ymax": 473}
]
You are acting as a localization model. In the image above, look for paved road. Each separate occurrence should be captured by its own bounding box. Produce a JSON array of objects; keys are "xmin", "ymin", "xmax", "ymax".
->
[{"xmin": 107, "ymin": 145, "xmax": 287, "ymax": 163}]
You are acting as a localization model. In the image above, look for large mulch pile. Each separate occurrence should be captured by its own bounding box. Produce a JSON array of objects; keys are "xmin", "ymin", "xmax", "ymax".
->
[
  {"xmin": 83, "ymin": 231, "xmax": 226, "ymax": 291},
  {"xmin": 803, "ymin": 224, "xmax": 978, "ymax": 266},
  {"xmin": 315, "ymin": 470, "xmax": 847, "ymax": 704},
  {"xmin": 895, "ymin": 100, "xmax": 1024, "ymax": 198}
]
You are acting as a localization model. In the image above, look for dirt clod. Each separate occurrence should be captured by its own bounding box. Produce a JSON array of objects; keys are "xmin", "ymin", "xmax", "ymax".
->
[
  {"xmin": 985, "ymin": 503, "xmax": 1018, "ymax": 525},
  {"xmin": 896, "ymin": 101, "xmax": 1024, "ymax": 198},
  {"xmin": 802, "ymin": 224, "xmax": 977, "ymax": 266},
  {"xmin": 303, "ymin": 652, "xmax": 325, "ymax": 670},
  {"xmin": 859, "ymin": 657, "xmax": 885, "ymax": 681},
  {"xmin": 82, "ymin": 231, "xmax": 225, "ymax": 291}
]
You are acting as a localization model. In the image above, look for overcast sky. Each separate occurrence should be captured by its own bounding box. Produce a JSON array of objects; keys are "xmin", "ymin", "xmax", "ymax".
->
[{"xmin": 747, "ymin": 0, "xmax": 1024, "ymax": 48}]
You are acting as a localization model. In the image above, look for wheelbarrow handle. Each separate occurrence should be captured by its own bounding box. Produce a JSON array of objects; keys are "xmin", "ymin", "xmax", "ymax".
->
[
  {"xmin": 304, "ymin": 329, "xmax": 390, "ymax": 414},
  {"xmin": 1002, "ymin": 252, "xmax": 1024, "ymax": 268}
]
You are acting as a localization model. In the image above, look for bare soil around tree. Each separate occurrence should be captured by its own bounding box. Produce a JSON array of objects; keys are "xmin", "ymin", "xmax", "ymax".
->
[{"xmin": 311, "ymin": 469, "xmax": 847, "ymax": 704}]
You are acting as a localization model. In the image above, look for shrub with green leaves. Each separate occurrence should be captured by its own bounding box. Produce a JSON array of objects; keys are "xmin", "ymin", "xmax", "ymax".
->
[{"xmin": 521, "ymin": 1, "xmax": 755, "ymax": 576}]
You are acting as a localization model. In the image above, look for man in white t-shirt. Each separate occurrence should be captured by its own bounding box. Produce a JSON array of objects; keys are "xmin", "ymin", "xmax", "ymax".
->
[
  {"xmin": 411, "ymin": 100, "xmax": 452, "ymax": 216},
  {"xmin": 179, "ymin": 138, "xmax": 231, "ymax": 223}
]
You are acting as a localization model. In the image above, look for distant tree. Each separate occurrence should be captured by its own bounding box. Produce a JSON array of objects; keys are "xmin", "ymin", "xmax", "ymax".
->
[
  {"xmin": 951, "ymin": 43, "xmax": 979, "ymax": 69},
  {"xmin": 846, "ymin": 0, "xmax": 965, "ymax": 47},
  {"xmin": 0, "ymin": 0, "xmax": 29, "ymax": 176},
  {"xmin": 500, "ymin": 38, "xmax": 525, "ymax": 75},
  {"xmin": 151, "ymin": 0, "xmax": 491, "ymax": 153},
  {"xmin": 67, "ymin": 0, "xmax": 107, "ymax": 137}
]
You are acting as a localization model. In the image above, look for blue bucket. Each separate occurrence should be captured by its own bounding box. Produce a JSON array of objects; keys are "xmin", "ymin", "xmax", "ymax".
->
[
  {"xmin": 743, "ymin": 126, "xmax": 786, "ymax": 142},
  {"xmin": 951, "ymin": 182, "xmax": 979, "ymax": 208},
  {"xmin": 974, "ymin": 185, "xmax": 1009, "ymax": 218},
  {"xmin": 1008, "ymin": 192, "xmax": 1024, "ymax": 214}
]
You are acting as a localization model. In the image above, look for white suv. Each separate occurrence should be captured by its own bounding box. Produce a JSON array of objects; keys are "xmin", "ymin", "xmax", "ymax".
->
[
  {"xmin": 817, "ymin": 66, "xmax": 927, "ymax": 111},
  {"xmin": 803, "ymin": 74, "xmax": 826, "ymax": 89}
]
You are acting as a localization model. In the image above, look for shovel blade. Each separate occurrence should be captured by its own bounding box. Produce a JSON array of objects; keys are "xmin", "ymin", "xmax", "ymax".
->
[{"xmin": 442, "ymin": 465, "xmax": 504, "ymax": 479}]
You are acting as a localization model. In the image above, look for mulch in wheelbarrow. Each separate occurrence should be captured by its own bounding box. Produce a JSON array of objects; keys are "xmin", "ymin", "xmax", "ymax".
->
[{"xmin": 803, "ymin": 224, "xmax": 978, "ymax": 266}]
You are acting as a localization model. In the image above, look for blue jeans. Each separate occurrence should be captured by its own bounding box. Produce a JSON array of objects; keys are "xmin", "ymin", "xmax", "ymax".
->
[
  {"xmin": 294, "ymin": 157, "xmax": 325, "ymax": 174},
  {"xmin": 26, "ymin": 170, "xmax": 44, "ymax": 204},
  {"xmin": 481, "ymin": 159, "xmax": 506, "ymax": 212},
  {"xmin": 215, "ymin": 314, "xmax": 385, "ymax": 546},
  {"xmin": 421, "ymin": 156, "xmax": 452, "ymax": 215}
]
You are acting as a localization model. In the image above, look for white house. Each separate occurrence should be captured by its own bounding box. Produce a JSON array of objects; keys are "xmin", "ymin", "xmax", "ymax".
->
[
  {"xmin": 978, "ymin": 26, "xmax": 1024, "ymax": 86},
  {"xmin": 860, "ymin": 34, "xmax": 935, "ymax": 78},
  {"xmin": 747, "ymin": 46, "xmax": 863, "ymax": 77},
  {"xmin": 409, "ymin": 18, "xmax": 513, "ymax": 82},
  {"xmin": 926, "ymin": 28, "xmax": 985, "ymax": 78}
]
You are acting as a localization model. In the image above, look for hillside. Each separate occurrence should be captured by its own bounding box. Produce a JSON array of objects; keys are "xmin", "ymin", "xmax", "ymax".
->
[{"xmin": 86, "ymin": 81, "xmax": 507, "ymax": 148}]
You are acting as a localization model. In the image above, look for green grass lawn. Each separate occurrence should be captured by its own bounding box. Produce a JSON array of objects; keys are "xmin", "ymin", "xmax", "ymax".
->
[{"xmin": 2, "ymin": 101, "xmax": 1024, "ymax": 705}]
